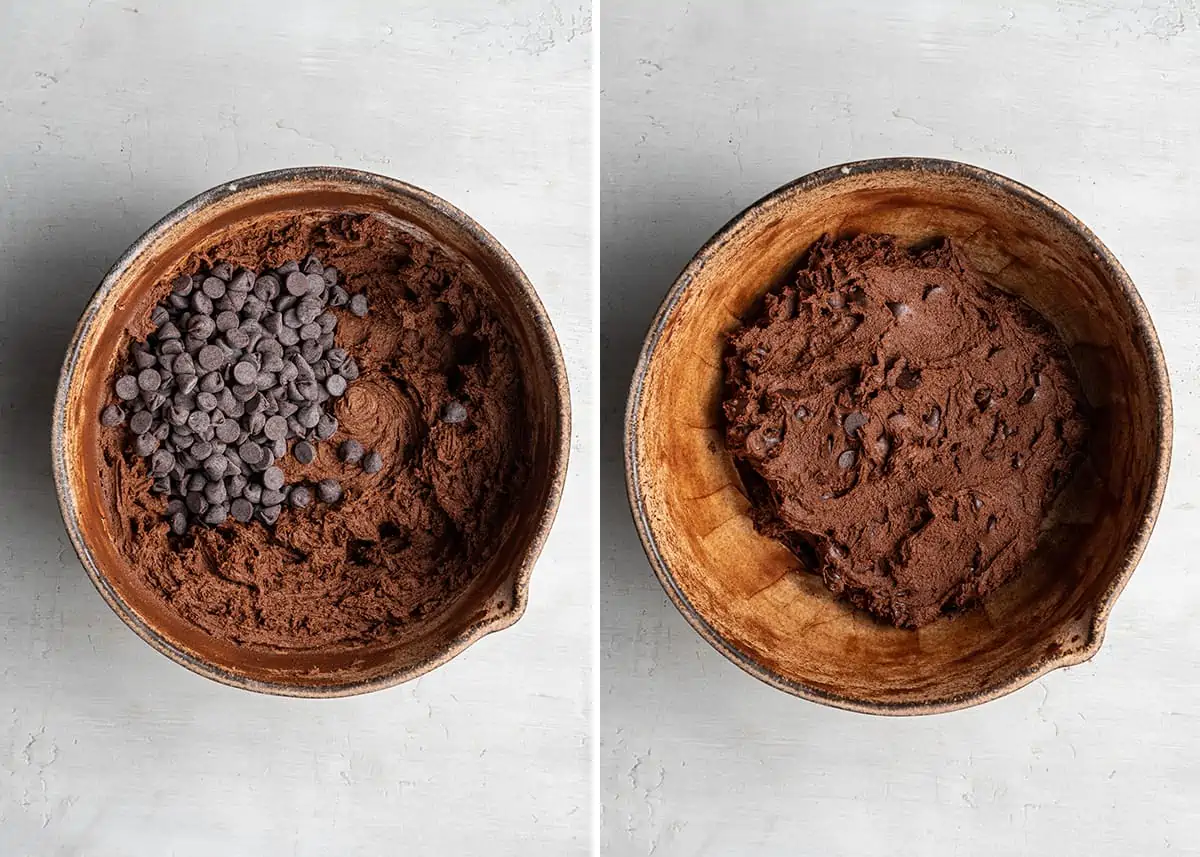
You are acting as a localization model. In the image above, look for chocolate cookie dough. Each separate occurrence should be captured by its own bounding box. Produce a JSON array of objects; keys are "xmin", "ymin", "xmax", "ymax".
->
[
  {"xmin": 98, "ymin": 213, "xmax": 528, "ymax": 650},
  {"xmin": 723, "ymin": 234, "xmax": 1087, "ymax": 628}
]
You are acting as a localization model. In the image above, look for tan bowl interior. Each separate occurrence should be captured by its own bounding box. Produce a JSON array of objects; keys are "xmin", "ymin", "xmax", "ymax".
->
[
  {"xmin": 57, "ymin": 172, "xmax": 568, "ymax": 694},
  {"xmin": 629, "ymin": 162, "xmax": 1170, "ymax": 713}
]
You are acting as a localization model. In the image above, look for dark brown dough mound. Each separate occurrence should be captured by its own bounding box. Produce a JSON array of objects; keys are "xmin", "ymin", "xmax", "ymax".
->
[
  {"xmin": 723, "ymin": 234, "xmax": 1087, "ymax": 628},
  {"xmin": 100, "ymin": 213, "xmax": 528, "ymax": 650}
]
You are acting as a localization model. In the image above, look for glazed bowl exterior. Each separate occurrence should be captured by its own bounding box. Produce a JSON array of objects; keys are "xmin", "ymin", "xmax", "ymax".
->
[
  {"xmin": 626, "ymin": 158, "xmax": 1170, "ymax": 714},
  {"xmin": 53, "ymin": 167, "xmax": 570, "ymax": 697}
]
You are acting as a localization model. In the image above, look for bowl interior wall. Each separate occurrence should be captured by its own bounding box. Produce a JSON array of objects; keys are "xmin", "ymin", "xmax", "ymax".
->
[
  {"xmin": 632, "ymin": 168, "xmax": 1162, "ymax": 708},
  {"xmin": 63, "ymin": 178, "xmax": 562, "ymax": 689}
]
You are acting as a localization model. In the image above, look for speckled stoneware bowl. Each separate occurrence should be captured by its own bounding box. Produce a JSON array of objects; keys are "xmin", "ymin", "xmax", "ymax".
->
[
  {"xmin": 53, "ymin": 167, "xmax": 570, "ymax": 697},
  {"xmin": 626, "ymin": 158, "xmax": 1170, "ymax": 715}
]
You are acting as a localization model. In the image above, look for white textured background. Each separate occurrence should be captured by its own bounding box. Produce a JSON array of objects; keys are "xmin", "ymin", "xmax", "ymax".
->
[
  {"xmin": 0, "ymin": 1, "xmax": 592, "ymax": 854},
  {"xmin": 602, "ymin": 1, "xmax": 1200, "ymax": 855}
]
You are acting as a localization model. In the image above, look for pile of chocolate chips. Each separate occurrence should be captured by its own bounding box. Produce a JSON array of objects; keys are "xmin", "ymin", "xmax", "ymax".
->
[{"xmin": 99, "ymin": 255, "xmax": 384, "ymax": 534}]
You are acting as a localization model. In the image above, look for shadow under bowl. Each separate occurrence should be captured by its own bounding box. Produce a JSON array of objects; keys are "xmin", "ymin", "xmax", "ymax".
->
[
  {"xmin": 626, "ymin": 157, "xmax": 1171, "ymax": 714},
  {"xmin": 53, "ymin": 167, "xmax": 570, "ymax": 697}
]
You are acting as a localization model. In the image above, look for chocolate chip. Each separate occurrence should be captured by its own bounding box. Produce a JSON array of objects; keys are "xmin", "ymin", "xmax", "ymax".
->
[
  {"xmin": 302, "ymin": 255, "xmax": 323, "ymax": 276},
  {"xmin": 197, "ymin": 371, "xmax": 222, "ymax": 394},
  {"xmin": 185, "ymin": 491, "xmax": 208, "ymax": 515},
  {"xmin": 230, "ymin": 270, "xmax": 255, "ymax": 293},
  {"xmin": 187, "ymin": 411, "xmax": 211, "ymax": 433},
  {"xmin": 363, "ymin": 450, "xmax": 383, "ymax": 474},
  {"xmin": 254, "ymin": 274, "xmax": 280, "ymax": 300},
  {"xmin": 340, "ymin": 359, "xmax": 360, "ymax": 381},
  {"xmin": 924, "ymin": 406, "xmax": 941, "ymax": 429},
  {"xmin": 232, "ymin": 384, "xmax": 257, "ymax": 402},
  {"xmin": 203, "ymin": 456, "xmax": 227, "ymax": 481},
  {"xmin": 299, "ymin": 322, "xmax": 322, "ymax": 341},
  {"xmin": 226, "ymin": 327, "xmax": 251, "ymax": 350},
  {"xmin": 230, "ymin": 498, "xmax": 254, "ymax": 523},
  {"xmin": 137, "ymin": 368, "xmax": 161, "ymax": 392},
  {"xmin": 232, "ymin": 361, "xmax": 257, "ymax": 385},
  {"xmin": 211, "ymin": 261, "xmax": 234, "ymax": 281},
  {"xmin": 339, "ymin": 439, "xmax": 363, "ymax": 464},
  {"xmin": 298, "ymin": 403, "xmax": 321, "ymax": 429},
  {"xmin": 243, "ymin": 483, "xmax": 263, "ymax": 504},
  {"xmin": 843, "ymin": 411, "xmax": 868, "ymax": 436},
  {"xmin": 259, "ymin": 504, "xmax": 281, "ymax": 525},
  {"xmin": 285, "ymin": 271, "xmax": 309, "ymax": 297},
  {"xmin": 150, "ymin": 449, "xmax": 175, "ymax": 476},
  {"xmin": 134, "ymin": 434, "xmax": 159, "ymax": 457},
  {"xmin": 329, "ymin": 286, "xmax": 349, "ymax": 307},
  {"xmin": 169, "ymin": 512, "xmax": 188, "ymax": 536},
  {"xmin": 191, "ymin": 291, "xmax": 214, "ymax": 316},
  {"xmin": 289, "ymin": 486, "xmax": 311, "ymax": 508},
  {"xmin": 202, "ymin": 277, "xmax": 227, "ymax": 300},
  {"xmin": 244, "ymin": 412, "xmax": 265, "ymax": 437},
  {"xmin": 238, "ymin": 441, "xmax": 265, "ymax": 466},
  {"xmin": 157, "ymin": 321, "xmax": 181, "ymax": 340},
  {"xmin": 349, "ymin": 293, "xmax": 368, "ymax": 317},
  {"xmin": 316, "ymin": 479, "xmax": 342, "ymax": 503},
  {"xmin": 198, "ymin": 345, "xmax": 226, "ymax": 372},
  {"xmin": 115, "ymin": 375, "xmax": 140, "ymax": 401},
  {"xmin": 204, "ymin": 503, "xmax": 228, "ymax": 525},
  {"xmin": 100, "ymin": 404, "xmax": 125, "ymax": 426},
  {"xmin": 837, "ymin": 449, "xmax": 858, "ymax": 469},
  {"xmin": 306, "ymin": 273, "xmax": 325, "ymax": 296},
  {"xmin": 886, "ymin": 301, "xmax": 910, "ymax": 320},
  {"xmin": 204, "ymin": 480, "xmax": 227, "ymax": 505},
  {"xmin": 297, "ymin": 296, "xmax": 323, "ymax": 325},
  {"xmin": 262, "ymin": 466, "xmax": 285, "ymax": 491},
  {"xmin": 260, "ymin": 415, "xmax": 286, "ymax": 442},
  {"xmin": 293, "ymin": 440, "xmax": 315, "ymax": 464},
  {"xmin": 210, "ymin": 419, "xmax": 238, "ymax": 445},
  {"xmin": 315, "ymin": 414, "xmax": 337, "ymax": 440},
  {"xmin": 324, "ymin": 374, "xmax": 348, "ymax": 396},
  {"xmin": 129, "ymin": 411, "xmax": 154, "ymax": 435},
  {"xmin": 441, "ymin": 401, "xmax": 467, "ymax": 424}
]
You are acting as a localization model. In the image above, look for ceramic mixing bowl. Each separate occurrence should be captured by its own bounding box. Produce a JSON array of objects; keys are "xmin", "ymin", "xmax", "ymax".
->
[
  {"xmin": 626, "ymin": 158, "xmax": 1170, "ymax": 714},
  {"xmin": 54, "ymin": 167, "xmax": 570, "ymax": 696}
]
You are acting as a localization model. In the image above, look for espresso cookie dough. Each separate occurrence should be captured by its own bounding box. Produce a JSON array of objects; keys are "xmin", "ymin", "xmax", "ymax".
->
[
  {"xmin": 724, "ymin": 234, "xmax": 1087, "ymax": 628},
  {"xmin": 98, "ymin": 213, "xmax": 528, "ymax": 650}
]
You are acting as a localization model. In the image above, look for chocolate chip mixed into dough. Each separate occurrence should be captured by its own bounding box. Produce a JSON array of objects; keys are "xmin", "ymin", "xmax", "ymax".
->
[
  {"xmin": 724, "ymin": 234, "xmax": 1087, "ymax": 628},
  {"xmin": 99, "ymin": 213, "xmax": 528, "ymax": 650}
]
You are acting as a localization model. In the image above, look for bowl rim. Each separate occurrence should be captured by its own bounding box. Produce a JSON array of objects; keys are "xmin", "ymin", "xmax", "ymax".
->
[
  {"xmin": 624, "ymin": 156, "xmax": 1172, "ymax": 715},
  {"xmin": 52, "ymin": 165, "xmax": 572, "ymax": 698}
]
